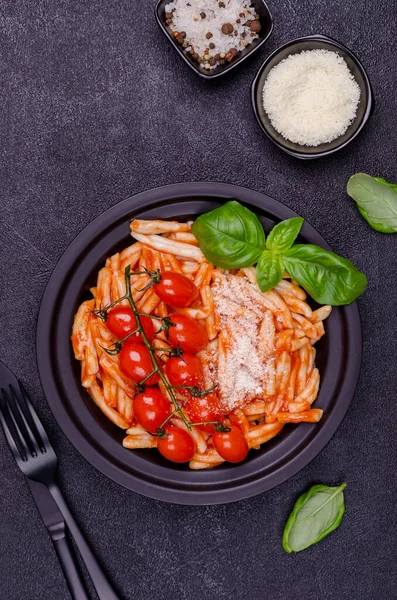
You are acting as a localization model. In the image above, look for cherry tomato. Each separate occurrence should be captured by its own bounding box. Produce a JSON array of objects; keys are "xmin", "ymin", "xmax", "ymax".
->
[
  {"xmin": 119, "ymin": 341, "xmax": 159, "ymax": 386},
  {"xmin": 186, "ymin": 394, "xmax": 223, "ymax": 433},
  {"xmin": 133, "ymin": 389, "xmax": 171, "ymax": 433},
  {"xmin": 166, "ymin": 354, "xmax": 203, "ymax": 391},
  {"xmin": 213, "ymin": 426, "xmax": 249, "ymax": 463},
  {"xmin": 157, "ymin": 426, "xmax": 195, "ymax": 463},
  {"xmin": 106, "ymin": 306, "xmax": 155, "ymax": 343},
  {"xmin": 168, "ymin": 314, "xmax": 209, "ymax": 353},
  {"xmin": 153, "ymin": 271, "xmax": 199, "ymax": 308}
]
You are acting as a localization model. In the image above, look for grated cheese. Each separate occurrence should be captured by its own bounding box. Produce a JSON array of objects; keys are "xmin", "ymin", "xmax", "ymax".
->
[
  {"xmin": 211, "ymin": 271, "xmax": 276, "ymax": 412},
  {"xmin": 262, "ymin": 49, "xmax": 361, "ymax": 147}
]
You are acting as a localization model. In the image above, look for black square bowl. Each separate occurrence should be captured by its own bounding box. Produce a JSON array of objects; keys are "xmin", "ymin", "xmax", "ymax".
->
[
  {"xmin": 251, "ymin": 35, "xmax": 375, "ymax": 159},
  {"xmin": 155, "ymin": 0, "xmax": 273, "ymax": 79}
]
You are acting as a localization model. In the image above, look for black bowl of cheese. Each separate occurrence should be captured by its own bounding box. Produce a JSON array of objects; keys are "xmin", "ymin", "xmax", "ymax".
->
[{"xmin": 251, "ymin": 34, "xmax": 374, "ymax": 159}]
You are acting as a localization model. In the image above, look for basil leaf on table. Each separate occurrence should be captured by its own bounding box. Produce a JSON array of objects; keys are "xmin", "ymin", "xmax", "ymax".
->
[
  {"xmin": 283, "ymin": 245, "xmax": 367, "ymax": 306},
  {"xmin": 283, "ymin": 483, "xmax": 347, "ymax": 553},
  {"xmin": 266, "ymin": 217, "xmax": 304, "ymax": 253},
  {"xmin": 256, "ymin": 250, "xmax": 284, "ymax": 292},
  {"xmin": 347, "ymin": 173, "xmax": 397, "ymax": 233},
  {"xmin": 191, "ymin": 201, "xmax": 265, "ymax": 269}
]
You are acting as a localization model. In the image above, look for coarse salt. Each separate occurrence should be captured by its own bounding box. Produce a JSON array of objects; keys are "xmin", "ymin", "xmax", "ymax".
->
[{"xmin": 262, "ymin": 49, "xmax": 361, "ymax": 146}]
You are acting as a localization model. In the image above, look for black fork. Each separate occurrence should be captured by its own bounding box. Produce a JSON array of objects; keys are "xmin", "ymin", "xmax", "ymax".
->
[{"xmin": 0, "ymin": 363, "xmax": 120, "ymax": 600}]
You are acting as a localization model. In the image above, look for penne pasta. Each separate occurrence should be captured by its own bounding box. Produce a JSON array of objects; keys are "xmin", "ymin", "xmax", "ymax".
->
[
  {"xmin": 73, "ymin": 218, "xmax": 331, "ymax": 469},
  {"xmin": 130, "ymin": 219, "xmax": 190, "ymax": 235},
  {"xmin": 131, "ymin": 232, "xmax": 205, "ymax": 262}
]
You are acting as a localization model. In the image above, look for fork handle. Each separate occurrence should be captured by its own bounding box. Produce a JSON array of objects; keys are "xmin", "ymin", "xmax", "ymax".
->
[
  {"xmin": 49, "ymin": 483, "xmax": 120, "ymax": 600},
  {"xmin": 53, "ymin": 535, "xmax": 90, "ymax": 600}
]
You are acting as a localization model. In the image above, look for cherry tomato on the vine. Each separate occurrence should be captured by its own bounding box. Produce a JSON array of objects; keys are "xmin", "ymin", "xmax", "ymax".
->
[
  {"xmin": 153, "ymin": 271, "xmax": 199, "ymax": 308},
  {"xmin": 168, "ymin": 314, "xmax": 209, "ymax": 353},
  {"xmin": 133, "ymin": 389, "xmax": 171, "ymax": 434},
  {"xmin": 157, "ymin": 426, "xmax": 195, "ymax": 463},
  {"xmin": 119, "ymin": 341, "xmax": 159, "ymax": 386},
  {"xmin": 213, "ymin": 426, "xmax": 249, "ymax": 463},
  {"xmin": 166, "ymin": 354, "xmax": 203, "ymax": 391},
  {"xmin": 106, "ymin": 306, "xmax": 155, "ymax": 343},
  {"xmin": 186, "ymin": 394, "xmax": 224, "ymax": 433}
]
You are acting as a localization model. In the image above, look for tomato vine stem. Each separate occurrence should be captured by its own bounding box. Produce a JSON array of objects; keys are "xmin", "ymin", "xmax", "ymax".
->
[{"xmin": 92, "ymin": 265, "xmax": 227, "ymax": 435}]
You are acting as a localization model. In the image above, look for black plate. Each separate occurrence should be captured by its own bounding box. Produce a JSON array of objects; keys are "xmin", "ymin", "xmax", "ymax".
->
[
  {"xmin": 251, "ymin": 35, "xmax": 374, "ymax": 159},
  {"xmin": 155, "ymin": 0, "xmax": 273, "ymax": 79},
  {"xmin": 36, "ymin": 183, "xmax": 362, "ymax": 505}
]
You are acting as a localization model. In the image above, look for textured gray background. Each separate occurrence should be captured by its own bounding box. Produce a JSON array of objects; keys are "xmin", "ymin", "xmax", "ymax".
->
[{"xmin": 1, "ymin": 1, "xmax": 397, "ymax": 599}]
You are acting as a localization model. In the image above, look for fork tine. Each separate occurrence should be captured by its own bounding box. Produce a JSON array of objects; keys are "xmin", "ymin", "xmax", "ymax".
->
[
  {"xmin": 1, "ymin": 388, "xmax": 29, "ymax": 461},
  {"xmin": 9, "ymin": 385, "xmax": 41, "ymax": 456},
  {"xmin": 18, "ymin": 382, "xmax": 51, "ymax": 452}
]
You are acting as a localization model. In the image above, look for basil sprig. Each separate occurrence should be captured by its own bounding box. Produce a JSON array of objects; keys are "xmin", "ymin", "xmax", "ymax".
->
[
  {"xmin": 283, "ymin": 483, "xmax": 347, "ymax": 553},
  {"xmin": 347, "ymin": 172, "xmax": 397, "ymax": 233},
  {"xmin": 192, "ymin": 201, "xmax": 367, "ymax": 306}
]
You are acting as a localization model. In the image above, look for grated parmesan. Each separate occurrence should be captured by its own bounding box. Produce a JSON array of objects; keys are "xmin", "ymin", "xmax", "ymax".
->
[
  {"xmin": 210, "ymin": 271, "xmax": 276, "ymax": 412},
  {"xmin": 262, "ymin": 49, "xmax": 361, "ymax": 147}
]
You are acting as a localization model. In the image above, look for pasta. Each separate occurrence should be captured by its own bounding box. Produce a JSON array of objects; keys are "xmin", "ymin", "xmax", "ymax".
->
[{"xmin": 72, "ymin": 218, "xmax": 331, "ymax": 469}]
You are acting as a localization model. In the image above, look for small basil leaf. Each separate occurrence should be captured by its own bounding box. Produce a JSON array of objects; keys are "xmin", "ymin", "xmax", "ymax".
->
[
  {"xmin": 256, "ymin": 250, "xmax": 283, "ymax": 292},
  {"xmin": 191, "ymin": 201, "xmax": 265, "ymax": 269},
  {"xmin": 283, "ymin": 483, "xmax": 347, "ymax": 553},
  {"xmin": 283, "ymin": 244, "xmax": 367, "ymax": 306},
  {"xmin": 266, "ymin": 217, "xmax": 304, "ymax": 253},
  {"xmin": 347, "ymin": 173, "xmax": 397, "ymax": 233}
]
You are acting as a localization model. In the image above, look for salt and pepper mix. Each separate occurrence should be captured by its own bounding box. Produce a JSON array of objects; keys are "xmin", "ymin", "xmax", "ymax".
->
[{"xmin": 164, "ymin": 0, "xmax": 261, "ymax": 70}]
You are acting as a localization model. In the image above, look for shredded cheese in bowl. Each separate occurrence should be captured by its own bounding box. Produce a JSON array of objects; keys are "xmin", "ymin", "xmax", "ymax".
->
[{"xmin": 262, "ymin": 49, "xmax": 361, "ymax": 147}]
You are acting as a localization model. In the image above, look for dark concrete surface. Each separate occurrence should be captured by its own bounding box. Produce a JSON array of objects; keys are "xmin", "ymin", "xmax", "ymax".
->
[{"xmin": 1, "ymin": 1, "xmax": 397, "ymax": 599}]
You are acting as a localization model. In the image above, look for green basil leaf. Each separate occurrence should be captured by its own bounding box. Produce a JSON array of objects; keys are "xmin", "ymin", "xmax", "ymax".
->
[
  {"xmin": 191, "ymin": 201, "xmax": 265, "ymax": 268},
  {"xmin": 256, "ymin": 250, "xmax": 284, "ymax": 292},
  {"xmin": 283, "ymin": 245, "xmax": 367, "ymax": 306},
  {"xmin": 347, "ymin": 173, "xmax": 397, "ymax": 233},
  {"xmin": 283, "ymin": 483, "xmax": 347, "ymax": 553},
  {"xmin": 266, "ymin": 217, "xmax": 304, "ymax": 253}
]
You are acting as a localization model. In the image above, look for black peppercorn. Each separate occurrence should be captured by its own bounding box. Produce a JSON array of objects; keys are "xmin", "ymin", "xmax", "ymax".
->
[
  {"xmin": 250, "ymin": 20, "xmax": 261, "ymax": 33},
  {"xmin": 221, "ymin": 23, "xmax": 234, "ymax": 35}
]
